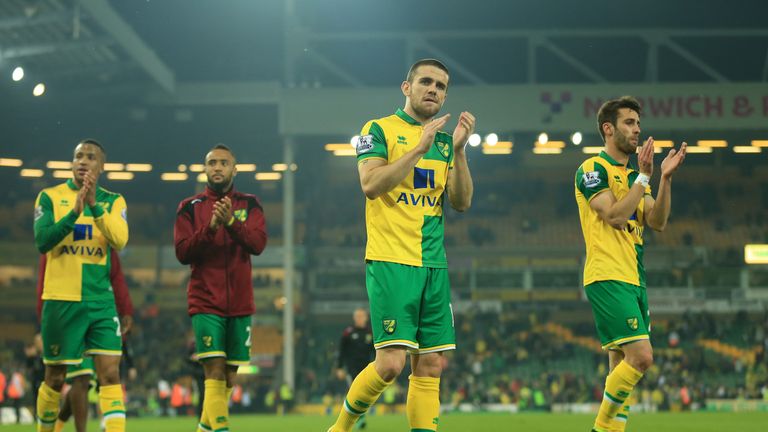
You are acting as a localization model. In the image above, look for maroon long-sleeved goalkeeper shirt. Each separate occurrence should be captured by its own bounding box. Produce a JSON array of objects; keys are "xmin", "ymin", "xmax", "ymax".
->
[{"xmin": 174, "ymin": 186, "xmax": 267, "ymax": 317}]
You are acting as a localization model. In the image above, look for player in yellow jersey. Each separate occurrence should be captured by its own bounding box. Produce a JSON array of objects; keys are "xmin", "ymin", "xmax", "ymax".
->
[
  {"xmin": 328, "ymin": 59, "xmax": 475, "ymax": 432},
  {"xmin": 33, "ymin": 139, "xmax": 129, "ymax": 432},
  {"xmin": 574, "ymin": 97, "xmax": 686, "ymax": 432}
]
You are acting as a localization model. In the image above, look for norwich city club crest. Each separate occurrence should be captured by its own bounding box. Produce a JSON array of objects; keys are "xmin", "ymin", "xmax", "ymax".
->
[
  {"xmin": 234, "ymin": 209, "xmax": 247, "ymax": 222},
  {"xmin": 382, "ymin": 319, "xmax": 396, "ymax": 335},
  {"xmin": 436, "ymin": 141, "xmax": 450, "ymax": 158},
  {"xmin": 626, "ymin": 317, "xmax": 639, "ymax": 331},
  {"xmin": 203, "ymin": 336, "xmax": 213, "ymax": 347}
]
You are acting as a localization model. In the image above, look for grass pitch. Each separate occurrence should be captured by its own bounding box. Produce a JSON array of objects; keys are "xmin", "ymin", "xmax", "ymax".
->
[{"xmin": 5, "ymin": 411, "xmax": 766, "ymax": 431}]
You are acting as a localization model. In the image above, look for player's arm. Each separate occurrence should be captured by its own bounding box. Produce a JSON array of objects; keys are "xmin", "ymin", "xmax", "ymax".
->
[
  {"xmin": 447, "ymin": 112, "xmax": 475, "ymax": 212},
  {"xmin": 110, "ymin": 248, "xmax": 133, "ymax": 317},
  {"xmin": 92, "ymin": 195, "xmax": 129, "ymax": 251},
  {"xmin": 223, "ymin": 198, "xmax": 268, "ymax": 255},
  {"xmin": 589, "ymin": 186, "xmax": 648, "ymax": 230},
  {"xmin": 645, "ymin": 143, "xmax": 687, "ymax": 232},
  {"xmin": 582, "ymin": 140, "xmax": 654, "ymax": 230},
  {"xmin": 33, "ymin": 191, "xmax": 79, "ymax": 253},
  {"xmin": 35, "ymin": 255, "xmax": 46, "ymax": 321},
  {"xmin": 174, "ymin": 201, "xmax": 217, "ymax": 265},
  {"xmin": 358, "ymin": 115, "xmax": 451, "ymax": 199}
]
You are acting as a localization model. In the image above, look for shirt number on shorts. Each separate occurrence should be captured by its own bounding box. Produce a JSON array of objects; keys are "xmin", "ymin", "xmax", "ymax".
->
[
  {"xmin": 245, "ymin": 326, "xmax": 252, "ymax": 347},
  {"xmin": 113, "ymin": 317, "xmax": 122, "ymax": 337}
]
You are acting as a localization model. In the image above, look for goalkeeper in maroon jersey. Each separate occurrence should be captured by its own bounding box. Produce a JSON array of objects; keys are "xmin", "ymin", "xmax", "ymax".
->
[{"xmin": 174, "ymin": 144, "xmax": 267, "ymax": 432}]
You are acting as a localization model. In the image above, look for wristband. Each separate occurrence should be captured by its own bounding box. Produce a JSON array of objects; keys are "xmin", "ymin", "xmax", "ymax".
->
[
  {"xmin": 226, "ymin": 216, "xmax": 235, "ymax": 227},
  {"xmin": 634, "ymin": 173, "xmax": 650, "ymax": 188}
]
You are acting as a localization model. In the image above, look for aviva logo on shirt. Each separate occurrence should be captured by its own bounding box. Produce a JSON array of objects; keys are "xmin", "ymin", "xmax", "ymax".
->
[
  {"xmin": 60, "ymin": 223, "xmax": 104, "ymax": 257},
  {"xmin": 413, "ymin": 167, "xmax": 435, "ymax": 189},
  {"xmin": 395, "ymin": 167, "xmax": 441, "ymax": 207},
  {"xmin": 73, "ymin": 224, "xmax": 93, "ymax": 241}
]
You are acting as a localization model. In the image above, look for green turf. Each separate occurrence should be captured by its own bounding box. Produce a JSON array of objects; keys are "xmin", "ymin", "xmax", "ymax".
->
[{"xmin": 8, "ymin": 412, "xmax": 767, "ymax": 431}]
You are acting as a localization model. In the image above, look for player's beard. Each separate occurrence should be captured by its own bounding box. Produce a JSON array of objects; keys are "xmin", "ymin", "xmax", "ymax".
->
[
  {"xmin": 411, "ymin": 99, "xmax": 441, "ymax": 121},
  {"xmin": 207, "ymin": 175, "xmax": 233, "ymax": 194},
  {"xmin": 615, "ymin": 129, "xmax": 638, "ymax": 156}
]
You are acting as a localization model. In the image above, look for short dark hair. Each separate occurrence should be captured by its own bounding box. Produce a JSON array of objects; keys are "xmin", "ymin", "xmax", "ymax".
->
[
  {"xmin": 597, "ymin": 96, "xmax": 641, "ymax": 142},
  {"xmin": 78, "ymin": 138, "xmax": 106, "ymax": 161},
  {"xmin": 406, "ymin": 59, "xmax": 449, "ymax": 83},
  {"xmin": 209, "ymin": 143, "xmax": 236, "ymax": 161}
]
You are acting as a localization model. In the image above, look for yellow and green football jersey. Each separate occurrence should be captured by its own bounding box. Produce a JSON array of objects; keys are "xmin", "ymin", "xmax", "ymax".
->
[
  {"xmin": 34, "ymin": 179, "xmax": 129, "ymax": 302},
  {"xmin": 575, "ymin": 151, "xmax": 651, "ymax": 287},
  {"xmin": 357, "ymin": 108, "xmax": 454, "ymax": 268}
]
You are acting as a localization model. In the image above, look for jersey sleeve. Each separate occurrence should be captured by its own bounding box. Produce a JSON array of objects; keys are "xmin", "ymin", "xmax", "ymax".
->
[
  {"xmin": 225, "ymin": 196, "xmax": 267, "ymax": 255},
  {"xmin": 356, "ymin": 120, "xmax": 387, "ymax": 162},
  {"xmin": 575, "ymin": 161, "xmax": 610, "ymax": 201},
  {"xmin": 627, "ymin": 171, "xmax": 653, "ymax": 196},
  {"xmin": 33, "ymin": 190, "xmax": 78, "ymax": 253},
  {"xmin": 174, "ymin": 198, "xmax": 216, "ymax": 265},
  {"xmin": 92, "ymin": 194, "xmax": 129, "ymax": 251},
  {"xmin": 110, "ymin": 249, "xmax": 133, "ymax": 317}
]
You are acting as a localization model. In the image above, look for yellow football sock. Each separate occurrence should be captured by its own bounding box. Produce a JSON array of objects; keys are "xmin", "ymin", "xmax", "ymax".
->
[
  {"xmin": 99, "ymin": 384, "xmax": 126, "ymax": 432},
  {"xmin": 198, "ymin": 385, "xmax": 234, "ymax": 432},
  {"xmin": 37, "ymin": 382, "xmax": 61, "ymax": 432},
  {"xmin": 53, "ymin": 418, "xmax": 66, "ymax": 432},
  {"xmin": 329, "ymin": 362, "xmax": 392, "ymax": 432},
  {"xmin": 406, "ymin": 375, "xmax": 441, "ymax": 432},
  {"xmin": 610, "ymin": 400, "xmax": 630, "ymax": 431},
  {"xmin": 198, "ymin": 406, "xmax": 210, "ymax": 432},
  {"xmin": 203, "ymin": 380, "xmax": 229, "ymax": 432},
  {"xmin": 594, "ymin": 361, "xmax": 642, "ymax": 431}
]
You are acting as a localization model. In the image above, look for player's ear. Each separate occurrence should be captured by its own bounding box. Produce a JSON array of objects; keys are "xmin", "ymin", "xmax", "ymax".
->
[
  {"xmin": 602, "ymin": 122, "xmax": 612, "ymax": 138},
  {"xmin": 401, "ymin": 80, "xmax": 410, "ymax": 97}
]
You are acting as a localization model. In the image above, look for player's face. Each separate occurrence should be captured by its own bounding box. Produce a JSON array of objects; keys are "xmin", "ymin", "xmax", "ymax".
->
[
  {"xmin": 611, "ymin": 108, "xmax": 641, "ymax": 155},
  {"xmin": 71, "ymin": 143, "xmax": 103, "ymax": 185},
  {"xmin": 205, "ymin": 149, "xmax": 237, "ymax": 192},
  {"xmin": 353, "ymin": 309, "xmax": 368, "ymax": 328},
  {"xmin": 403, "ymin": 65, "xmax": 449, "ymax": 120}
]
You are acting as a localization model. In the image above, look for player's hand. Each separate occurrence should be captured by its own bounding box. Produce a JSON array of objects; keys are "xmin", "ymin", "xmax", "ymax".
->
[
  {"xmin": 83, "ymin": 171, "xmax": 98, "ymax": 206},
  {"xmin": 452, "ymin": 111, "xmax": 476, "ymax": 152},
  {"xmin": 214, "ymin": 197, "xmax": 233, "ymax": 225},
  {"xmin": 416, "ymin": 114, "xmax": 451, "ymax": 155},
  {"xmin": 120, "ymin": 315, "xmax": 133, "ymax": 335},
  {"xmin": 637, "ymin": 136, "xmax": 654, "ymax": 176},
  {"xmin": 24, "ymin": 343, "xmax": 38, "ymax": 357},
  {"xmin": 74, "ymin": 185, "xmax": 88, "ymax": 215},
  {"xmin": 660, "ymin": 142, "xmax": 687, "ymax": 179},
  {"xmin": 209, "ymin": 211, "xmax": 222, "ymax": 231},
  {"xmin": 74, "ymin": 177, "xmax": 91, "ymax": 215}
]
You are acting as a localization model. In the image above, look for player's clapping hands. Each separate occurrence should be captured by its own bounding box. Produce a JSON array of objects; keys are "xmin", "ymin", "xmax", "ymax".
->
[
  {"xmin": 452, "ymin": 111, "xmax": 476, "ymax": 151},
  {"xmin": 660, "ymin": 142, "xmax": 687, "ymax": 179},
  {"xmin": 417, "ymin": 114, "xmax": 451, "ymax": 155},
  {"xmin": 210, "ymin": 196, "xmax": 233, "ymax": 230}
]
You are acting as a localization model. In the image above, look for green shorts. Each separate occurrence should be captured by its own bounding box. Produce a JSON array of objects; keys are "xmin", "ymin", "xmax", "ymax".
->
[
  {"xmin": 192, "ymin": 314, "xmax": 252, "ymax": 366},
  {"xmin": 366, "ymin": 261, "xmax": 455, "ymax": 354},
  {"xmin": 41, "ymin": 300, "xmax": 122, "ymax": 365},
  {"xmin": 66, "ymin": 357, "xmax": 95, "ymax": 381},
  {"xmin": 585, "ymin": 280, "xmax": 651, "ymax": 350}
]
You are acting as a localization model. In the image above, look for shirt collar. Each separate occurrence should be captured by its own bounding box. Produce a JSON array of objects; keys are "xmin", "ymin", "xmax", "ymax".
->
[
  {"xmin": 599, "ymin": 150, "xmax": 635, "ymax": 169},
  {"xmin": 66, "ymin": 178, "xmax": 78, "ymax": 190},
  {"xmin": 205, "ymin": 184, "xmax": 235, "ymax": 199},
  {"xmin": 395, "ymin": 108, "xmax": 421, "ymax": 126}
]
